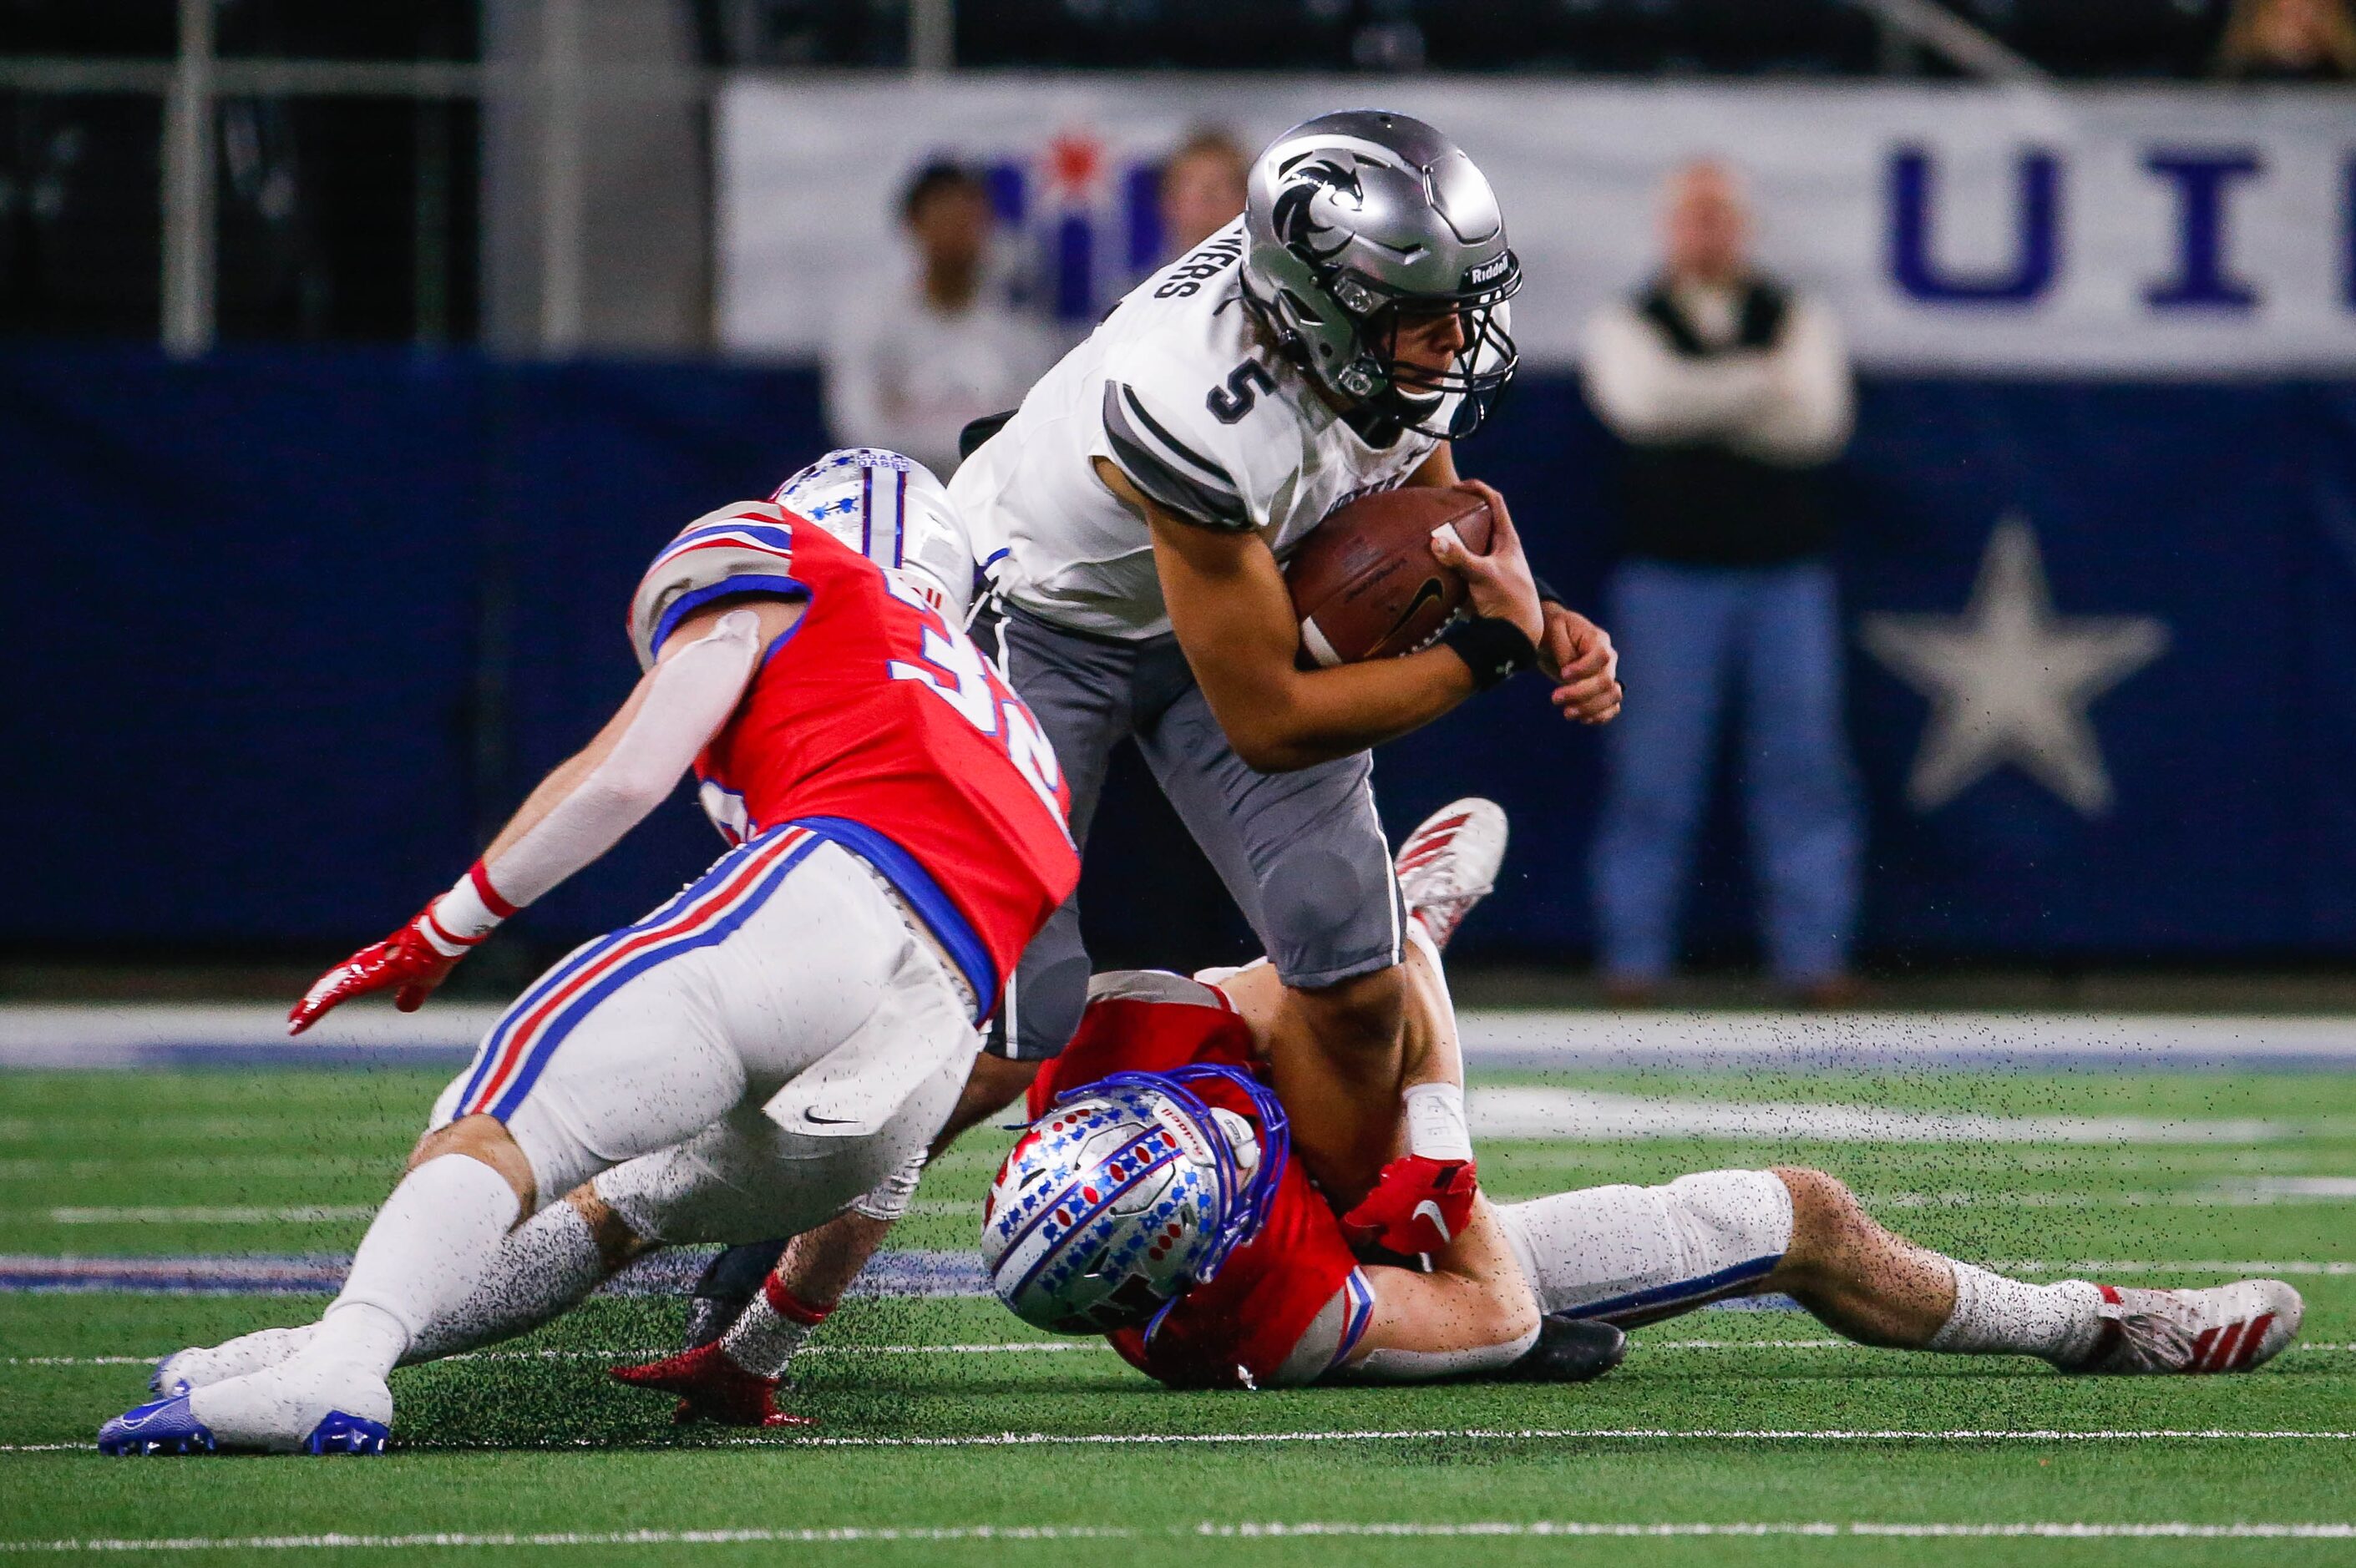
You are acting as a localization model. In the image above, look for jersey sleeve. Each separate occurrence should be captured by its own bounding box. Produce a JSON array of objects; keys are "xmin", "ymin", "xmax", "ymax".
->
[
  {"xmin": 626, "ymin": 500, "xmax": 808, "ymax": 670},
  {"xmin": 1097, "ymin": 367, "xmax": 1264, "ymax": 534}
]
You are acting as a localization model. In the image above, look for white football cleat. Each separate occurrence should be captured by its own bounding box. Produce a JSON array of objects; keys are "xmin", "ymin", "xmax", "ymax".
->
[
  {"xmin": 1395, "ymin": 797, "xmax": 1507, "ymax": 953},
  {"xmin": 186, "ymin": 1354, "xmax": 392, "ymax": 1454},
  {"xmin": 2065, "ymin": 1279, "xmax": 2303, "ymax": 1374},
  {"xmin": 152, "ymin": 1323, "xmax": 318, "ymax": 1396}
]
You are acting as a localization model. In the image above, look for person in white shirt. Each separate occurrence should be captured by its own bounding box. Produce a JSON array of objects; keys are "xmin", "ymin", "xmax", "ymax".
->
[
  {"xmin": 1582, "ymin": 159, "xmax": 1863, "ymax": 1008},
  {"xmin": 823, "ymin": 162, "xmax": 1057, "ymax": 478},
  {"xmin": 1157, "ymin": 126, "xmax": 1251, "ymax": 259}
]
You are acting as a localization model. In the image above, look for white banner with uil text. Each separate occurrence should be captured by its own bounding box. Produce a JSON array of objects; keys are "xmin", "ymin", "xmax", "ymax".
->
[{"xmin": 720, "ymin": 77, "xmax": 2356, "ymax": 375}]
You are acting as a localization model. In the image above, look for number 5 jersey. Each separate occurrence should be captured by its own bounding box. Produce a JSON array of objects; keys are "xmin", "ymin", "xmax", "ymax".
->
[
  {"xmin": 628, "ymin": 503, "xmax": 1080, "ymax": 1021},
  {"xmin": 946, "ymin": 217, "xmax": 1442, "ymax": 643}
]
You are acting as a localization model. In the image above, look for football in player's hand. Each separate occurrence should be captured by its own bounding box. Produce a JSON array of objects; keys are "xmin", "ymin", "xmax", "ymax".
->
[{"xmin": 1284, "ymin": 487, "xmax": 1495, "ymax": 666}]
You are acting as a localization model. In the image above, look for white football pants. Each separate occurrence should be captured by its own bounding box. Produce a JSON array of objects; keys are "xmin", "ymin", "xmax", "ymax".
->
[{"xmin": 428, "ymin": 827, "xmax": 980, "ymax": 1242}]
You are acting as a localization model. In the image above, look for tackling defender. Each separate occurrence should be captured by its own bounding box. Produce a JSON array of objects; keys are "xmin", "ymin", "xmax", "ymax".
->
[
  {"xmin": 676, "ymin": 802, "xmax": 2305, "ymax": 1408},
  {"xmin": 101, "ymin": 449, "xmax": 1079, "ymax": 1455}
]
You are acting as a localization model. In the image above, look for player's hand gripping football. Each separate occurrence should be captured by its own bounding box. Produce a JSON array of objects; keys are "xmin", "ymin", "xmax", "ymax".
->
[
  {"xmin": 1427, "ymin": 480, "xmax": 1543, "ymax": 648},
  {"xmin": 1342, "ymin": 1154, "xmax": 1482, "ymax": 1257},
  {"xmin": 286, "ymin": 907, "xmax": 468, "ymax": 1035}
]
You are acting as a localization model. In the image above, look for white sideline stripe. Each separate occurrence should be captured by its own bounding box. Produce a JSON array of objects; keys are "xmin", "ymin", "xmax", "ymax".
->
[
  {"xmin": 24, "ymin": 1190, "xmax": 2356, "ymax": 1222},
  {"xmin": 10, "ymin": 1429, "xmax": 2356, "ymax": 1456},
  {"xmin": 2, "ymin": 1522, "xmax": 2353, "ymax": 1553},
  {"xmin": 41, "ymin": 1207, "xmax": 373, "ymax": 1226},
  {"xmin": 1467, "ymin": 1088, "xmax": 2328, "ymax": 1145},
  {"xmin": 11, "ymin": 1004, "xmax": 2356, "ymax": 1069},
  {"xmin": 2, "ymin": 1343, "xmax": 1099, "ymax": 1369},
  {"xmin": 1859, "ymin": 1185, "xmax": 2356, "ymax": 1208}
]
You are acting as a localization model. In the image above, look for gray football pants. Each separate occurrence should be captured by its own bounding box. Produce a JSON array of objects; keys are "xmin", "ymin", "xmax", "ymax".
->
[{"xmin": 990, "ymin": 604, "xmax": 1407, "ymax": 1061}]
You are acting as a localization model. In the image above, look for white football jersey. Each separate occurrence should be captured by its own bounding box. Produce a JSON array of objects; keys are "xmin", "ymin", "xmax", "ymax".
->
[{"xmin": 947, "ymin": 219, "xmax": 1441, "ymax": 641}]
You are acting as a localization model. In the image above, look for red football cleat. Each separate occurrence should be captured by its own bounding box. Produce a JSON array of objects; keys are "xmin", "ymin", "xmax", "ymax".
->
[{"xmin": 610, "ymin": 1342, "xmax": 814, "ymax": 1428}]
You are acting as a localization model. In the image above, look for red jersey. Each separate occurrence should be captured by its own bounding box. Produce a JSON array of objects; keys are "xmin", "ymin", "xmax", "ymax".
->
[
  {"xmin": 628, "ymin": 501, "xmax": 1078, "ymax": 1019},
  {"xmin": 1028, "ymin": 971, "xmax": 1369, "ymax": 1389}
]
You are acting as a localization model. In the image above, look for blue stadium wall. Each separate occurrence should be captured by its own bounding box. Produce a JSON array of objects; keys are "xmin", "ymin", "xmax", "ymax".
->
[{"xmin": 8, "ymin": 346, "xmax": 2356, "ymax": 969}]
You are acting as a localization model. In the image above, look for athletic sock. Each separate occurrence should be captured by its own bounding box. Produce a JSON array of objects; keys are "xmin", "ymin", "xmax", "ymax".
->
[
  {"xmin": 303, "ymin": 1153, "xmax": 524, "ymax": 1378},
  {"xmin": 1928, "ymin": 1262, "xmax": 2105, "ymax": 1365},
  {"xmin": 720, "ymin": 1274, "xmax": 832, "ymax": 1379},
  {"xmin": 406, "ymin": 1198, "xmax": 609, "ymax": 1364}
]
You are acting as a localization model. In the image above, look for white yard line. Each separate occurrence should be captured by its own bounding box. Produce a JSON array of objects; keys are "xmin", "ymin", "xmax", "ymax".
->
[
  {"xmin": 8, "ymin": 1428, "xmax": 2356, "ymax": 1458},
  {"xmin": 1993, "ymin": 1259, "xmax": 2356, "ymax": 1276},
  {"xmin": 1, "ymin": 1521, "xmax": 2353, "ymax": 1553},
  {"xmin": 12, "ymin": 1341, "xmax": 2353, "ymax": 1370}
]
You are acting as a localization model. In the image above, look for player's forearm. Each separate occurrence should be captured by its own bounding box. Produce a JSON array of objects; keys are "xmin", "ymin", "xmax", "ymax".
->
[{"xmin": 1203, "ymin": 649, "xmax": 1475, "ymax": 773}]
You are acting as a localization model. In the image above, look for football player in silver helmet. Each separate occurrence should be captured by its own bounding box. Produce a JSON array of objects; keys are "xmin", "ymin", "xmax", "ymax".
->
[
  {"xmin": 948, "ymin": 108, "xmax": 1620, "ymax": 1191},
  {"xmin": 678, "ymin": 111, "xmax": 1628, "ymax": 1363}
]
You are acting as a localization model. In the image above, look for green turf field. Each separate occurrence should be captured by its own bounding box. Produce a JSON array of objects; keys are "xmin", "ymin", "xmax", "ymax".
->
[{"xmin": 3, "ymin": 1061, "xmax": 2353, "ymax": 1565}]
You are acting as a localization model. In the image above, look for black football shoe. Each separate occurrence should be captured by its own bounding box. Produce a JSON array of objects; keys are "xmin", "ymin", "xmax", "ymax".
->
[
  {"xmin": 1497, "ymin": 1314, "xmax": 1627, "ymax": 1383},
  {"xmin": 681, "ymin": 1238, "xmax": 791, "ymax": 1350}
]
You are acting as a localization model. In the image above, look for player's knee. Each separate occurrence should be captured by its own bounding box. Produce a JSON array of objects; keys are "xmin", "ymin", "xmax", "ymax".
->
[
  {"xmin": 1292, "ymin": 964, "xmax": 1406, "ymax": 1057},
  {"xmin": 411, "ymin": 1113, "xmax": 538, "ymax": 1216},
  {"xmin": 1771, "ymin": 1166, "xmax": 1865, "ymax": 1273},
  {"xmin": 564, "ymin": 1183, "xmax": 651, "ymax": 1271}
]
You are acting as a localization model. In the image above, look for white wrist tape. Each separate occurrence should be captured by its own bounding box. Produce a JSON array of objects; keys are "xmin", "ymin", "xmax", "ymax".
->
[
  {"xmin": 418, "ymin": 865, "xmax": 509, "ymax": 957},
  {"xmin": 1403, "ymin": 1081, "xmax": 1473, "ymax": 1164}
]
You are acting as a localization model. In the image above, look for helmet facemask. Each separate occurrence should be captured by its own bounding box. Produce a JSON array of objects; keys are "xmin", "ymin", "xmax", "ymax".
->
[{"xmin": 1358, "ymin": 281, "xmax": 1520, "ymax": 441}]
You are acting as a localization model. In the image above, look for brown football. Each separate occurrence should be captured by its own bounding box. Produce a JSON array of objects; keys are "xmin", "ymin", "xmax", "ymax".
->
[{"xmin": 1284, "ymin": 487, "xmax": 1495, "ymax": 666}]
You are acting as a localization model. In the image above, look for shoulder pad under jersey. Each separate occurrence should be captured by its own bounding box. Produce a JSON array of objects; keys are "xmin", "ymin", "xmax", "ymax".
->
[{"xmin": 627, "ymin": 501, "xmax": 805, "ymax": 670}]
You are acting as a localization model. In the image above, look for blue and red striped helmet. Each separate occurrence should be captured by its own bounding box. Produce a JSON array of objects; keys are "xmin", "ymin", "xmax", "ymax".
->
[{"xmin": 979, "ymin": 1066, "xmax": 1288, "ymax": 1334}]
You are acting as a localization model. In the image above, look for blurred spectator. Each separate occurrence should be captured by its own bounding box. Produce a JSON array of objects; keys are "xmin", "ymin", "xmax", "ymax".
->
[
  {"xmin": 1158, "ymin": 127, "xmax": 1250, "ymax": 257},
  {"xmin": 1582, "ymin": 160, "xmax": 1861, "ymax": 1008},
  {"xmin": 2215, "ymin": 0, "xmax": 2356, "ymax": 79},
  {"xmin": 823, "ymin": 160, "xmax": 1055, "ymax": 477}
]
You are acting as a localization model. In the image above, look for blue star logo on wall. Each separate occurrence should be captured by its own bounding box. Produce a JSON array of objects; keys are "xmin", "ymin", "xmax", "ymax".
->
[{"xmin": 1861, "ymin": 517, "xmax": 2169, "ymax": 817}]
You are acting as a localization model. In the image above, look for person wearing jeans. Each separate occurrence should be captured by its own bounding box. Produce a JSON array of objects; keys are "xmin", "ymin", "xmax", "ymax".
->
[{"xmin": 1582, "ymin": 160, "xmax": 1861, "ymax": 1005}]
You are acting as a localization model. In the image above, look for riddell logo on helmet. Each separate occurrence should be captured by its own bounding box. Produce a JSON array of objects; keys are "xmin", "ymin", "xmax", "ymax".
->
[{"xmin": 1463, "ymin": 254, "xmax": 1512, "ymax": 289}]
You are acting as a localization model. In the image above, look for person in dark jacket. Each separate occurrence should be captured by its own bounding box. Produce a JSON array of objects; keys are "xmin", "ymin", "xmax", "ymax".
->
[{"xmin": 1582, "ymin": 159, "xmax": 1861, "ymax": 1007}]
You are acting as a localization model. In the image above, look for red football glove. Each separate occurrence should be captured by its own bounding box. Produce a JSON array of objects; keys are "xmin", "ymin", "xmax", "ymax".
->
[
  {"xmin": 611, "ymin": 1342, "xmax": 814, "ymax": 1428},
  {"xmin": 1341, "ymin": 1155, "xmax": 1480, "ymax": 1257},
  {"xmin": 286, "ymin": 907, "xmax": 469, "ymax": 1036}
]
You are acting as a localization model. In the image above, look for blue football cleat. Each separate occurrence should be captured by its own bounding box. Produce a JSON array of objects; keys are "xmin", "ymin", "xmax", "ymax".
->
[
  {"xmin": 304, "ymin": 1409, "xmax": 391, "ymax": 1455},
  {"xmin": 98, "ymin": 1394, "xmax": 389, "ymax": 1456},
  {"xmin": 98, "ymin": 1396, "xmax": 216, "ymax": 1456}
]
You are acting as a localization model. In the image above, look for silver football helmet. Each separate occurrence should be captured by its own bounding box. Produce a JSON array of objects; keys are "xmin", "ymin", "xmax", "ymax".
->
[
  {"xmin": 773, "ymin": 447, "xmax": 978, "ymax": 621},
  {"xmin": 1243, "ymin": 109, "xmax": 1521, "ymax": 439}
]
